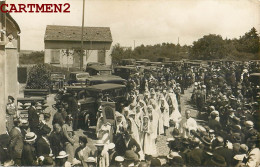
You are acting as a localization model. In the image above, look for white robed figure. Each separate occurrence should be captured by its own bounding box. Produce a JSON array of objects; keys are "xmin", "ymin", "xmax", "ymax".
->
[
  {"xmin": 167, "ymin": 89, "xmax": 181, "ymax": 129},
  {"xmin": 143, "ymin": 112, "xmax": 157, "ymax": 156},
  {"xmin": 150, "ymin": 101, "xmax": 159, "ymax": 139},
  {"xmin": 159, "ymin": 96, "xmax": 170, "ymax": 135}
]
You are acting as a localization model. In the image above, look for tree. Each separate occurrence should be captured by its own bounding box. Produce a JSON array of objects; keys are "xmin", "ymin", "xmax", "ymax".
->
[
  {"xmin": 191, "ymin": 34, "xmax": 227, "ymax": 60},
  {"xmin": 19, "ymin": 51, "xmax": 44, "ymax": 64},
  {"xmin": 236, "ymin": 27, "xmax": 259, "ymax": 53},
  {"xmin": 26, "ymin": 64, "xmax": 51, "ymax": 89}
]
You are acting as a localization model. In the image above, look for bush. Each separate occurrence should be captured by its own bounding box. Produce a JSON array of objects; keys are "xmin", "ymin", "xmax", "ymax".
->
[{"xmin": 26, "ymin": 64, "xmax": 51, "ymax": 89}]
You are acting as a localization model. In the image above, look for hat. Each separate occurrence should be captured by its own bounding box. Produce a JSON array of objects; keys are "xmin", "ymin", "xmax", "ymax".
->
[
  {"xmin": 108, "ymin": 143, "xmax": 115, "ymax": 150},
  {"xmin": 115, "ymin": 156, "xmax": 124, "ymax": 162},
  {"xmin": 215, "ymin": 136, "xmax": 224, "ymax": 146},
  {"xmin": 233, "ymin": 133, "xmax": 241, "ymax": 142},
  {"xmin": 208, "ymin": 154, "xmax": 227, "ymax": 167},
  {"xmin": 166, "ymin": 138, "xmax": 175, "ymax": 142},
  {"xmin": 25, "ymin": 132, "xmax": 37, "ymax": 142},
  {"xmin": 210, "ymin": 110, "xmax": 219, "ymax": 117},
  {"xmin": 209, "ymin": 129, "xmax": 215, "ymax": 134},
  {"xmin": 233, "ymin": 154, "xmax": 246, "ymax": 161},
  {"xmin": 239, "ymin": 144, "xmax": 248, "ymax": 153},
  {"xmin": 56, "ymin": 151, "xmax": 69, "ymax": 159},
  {"xmin": 202, "ymin": 85, "xmax": 206, "ymax": 88},
  {"xmin": 85, "ymin": 157, "xmax": 96, "ymax": 163},
  {"xmin": 44, "ymin": 113, "xmax": 51, "ymax": 119},
  {"xmin": 245, "ymin": 121, "xmax": 254, "ymax": 128},
  {"xmin": 94, "ymin": 140, "xmax": 105, "ymax": 146},
  {"xmin": 201, "ymin": 136, "xmax": 211, "ymax": 145},
  {"xmin": 41, "ymin": 125, "xmax": 51, "ymax": 135},
  {"xmin": 150, "ymin": 158, "xmax": 161, "ymax": 166},
  {"xmin": 167, "ymin": 152, "xmax": 181, "ymax": 160},
  {"xmin": 8, "ymin": 96, "xmax": 15, "ymax": 101},
  {"xmin": 43, "ymin": 157, "xmax": 54, "ymax": 165}
]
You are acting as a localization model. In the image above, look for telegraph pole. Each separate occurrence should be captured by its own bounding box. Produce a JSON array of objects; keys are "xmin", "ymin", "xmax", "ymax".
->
[{"xmin": 80, "ymin": 0, "xmax": 85, "ymax": 70}]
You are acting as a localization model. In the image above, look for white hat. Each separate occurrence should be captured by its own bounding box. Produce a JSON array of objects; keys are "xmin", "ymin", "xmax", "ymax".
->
[
  {"xmin": 25, "ymin": 132, "xmax": 37, "ymax": 142},
  {"xmin": 108, "ymin": 143, "xmax": 115, "ymax": 150},
  {"xmin": 233, "ymin": 154, "xmax": 246, "ymax": 161},
  {"xmin": 85, "ymin": 157, "xmax": 96, "ymax": 163},
  {"xmin": 166, "ymin": 138, "xmax": 175, "ymax": 142},
  {"xmin": 94, "ymin": 140, "xmax": 105, "ymax": 146},
  {"xmin": 245, "ymin": 121, "xmax": 254, "ymax": 128},
  {"xmin": 167, "ymin": 152, "xmax": 181, "ymax": 160},
  {"xmin": 56, "ymin": 151, "xmax": 69, "ymax": 159},
  {"xmin": 115, "ymin": 156, "xmax": 124, "ymax": 162}
]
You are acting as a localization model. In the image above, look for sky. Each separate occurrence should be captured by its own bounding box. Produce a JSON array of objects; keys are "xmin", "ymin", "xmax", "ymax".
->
[{"xmin": 7, "ymin": 0, "xmax": 260, "ymax": 51}]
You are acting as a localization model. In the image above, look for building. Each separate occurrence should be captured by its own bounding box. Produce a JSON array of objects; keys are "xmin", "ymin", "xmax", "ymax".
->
[
  {"xmin": 0, "ymin": 10, "xmax": 21, "ymax": 134},
  {"xmin": 44, "ymin": 25, "xmax": 113, "ymax": 68}
]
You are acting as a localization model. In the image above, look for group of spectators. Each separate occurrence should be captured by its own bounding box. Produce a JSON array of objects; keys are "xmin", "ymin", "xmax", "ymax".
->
[{"xmin": 0, "ymin": 60, "xmax": 259, "ymax": 167}]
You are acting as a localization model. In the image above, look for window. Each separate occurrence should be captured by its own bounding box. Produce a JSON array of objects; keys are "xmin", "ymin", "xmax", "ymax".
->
[{"xmin": 50, "ymin": 50, "xmax": 60, "ymax": 64}]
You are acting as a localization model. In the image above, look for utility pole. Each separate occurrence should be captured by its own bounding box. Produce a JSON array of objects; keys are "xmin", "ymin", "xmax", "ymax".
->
[{"xmin": 80, "ymin": 0, "xmax": 85, "ymax": 70}]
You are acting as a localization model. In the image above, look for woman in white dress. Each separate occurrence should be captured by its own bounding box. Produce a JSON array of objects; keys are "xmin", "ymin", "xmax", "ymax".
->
[
  {"xmin": 167, "ymin": 89, "xmax": 182, "ymax": 129},
  {"xmin": 159, "ymin": 96, "xmax": 170, "ymax": 136},
  {"xmin": 143, "ymin": 115, "xmax": 157, "ymax": 156}
]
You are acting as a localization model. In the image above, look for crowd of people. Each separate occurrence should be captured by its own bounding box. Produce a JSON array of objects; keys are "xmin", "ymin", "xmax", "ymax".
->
[{"xmin": 0, "ymin": 60, "xmax": 259, "ymax": 167}]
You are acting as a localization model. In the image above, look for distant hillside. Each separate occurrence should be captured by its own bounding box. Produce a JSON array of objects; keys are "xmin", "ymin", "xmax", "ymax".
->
[{"xmin": 19, "ymin": 50, "xmax": 44, "ymax": 64}]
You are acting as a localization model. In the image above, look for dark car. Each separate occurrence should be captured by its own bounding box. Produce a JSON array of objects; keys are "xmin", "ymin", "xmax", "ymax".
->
[
  {"xmin": 77, "ymin": 84, "xmax": 127, "ymax": 129},
  {"xmin": 85, "ymin": 75, "xmax": 126, "ymax": 86},
  {"xmin": 113, "ymin": 66, "xmax": 138, "ymax": 80},
  {"xmin": 50, "ymin": 72, "xmax": 65, "ymax": 92},
  {"xmin": 85, "ymin": 65, "xmax": 112, "ymax": 76},
  {"xmin": 67, "ymin": 72, "xmax": 90, "ymax": 85}
]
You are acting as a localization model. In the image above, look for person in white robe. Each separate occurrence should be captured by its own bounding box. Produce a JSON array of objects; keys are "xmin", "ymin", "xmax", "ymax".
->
[
  {"xmin": 143, "ymin": 115, "xmax": 157, "ymax": 156},
  {"xmin": 179, "ymin": 110, "xmax": 198, "ymax": 138},
  {"xmin": 167, "ymin": 89, "xmax": 182, "ymax": 129},
  {"xmin": 159, "ymin": 96, "xmax": 170, "ymax": 136}
]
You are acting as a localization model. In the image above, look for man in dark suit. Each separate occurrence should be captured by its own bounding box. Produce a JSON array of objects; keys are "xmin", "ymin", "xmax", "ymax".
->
[
  {"xmin": 212, "ymin": 136, "xmax": 233, "ymax": 166},
  {"xmin": 21, "ymin": 132, "xmax": 38, "ymax": 166},
  {"xmin": 187, "ymin": 138, "xmax": 205, "ymax": 166},
  {"xmin": 67, "ymin": 92, "xmax": 79, "ymax": 131},
  {"xmin": 8, "ymin": 119, "xmax": 24, "ymax": 166},
  {"xmin": 36, "ymin": 126, "xmax": 52, "ymax": 157},
  {"xmin": 123, "ymin": 132, "xmax": 141, "ymax": 156},
  {"xmin": 28, "ymin": 101, "xmax": 39, "ymax": 133}
]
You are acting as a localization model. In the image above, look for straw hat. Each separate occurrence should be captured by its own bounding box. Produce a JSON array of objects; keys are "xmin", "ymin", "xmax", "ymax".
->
[
  {"xmin": 108, "ymin": 143, "xmax": 115, "ymax": 150},
  {"xmin": 94, "ymin": 140, "xmax": 105, "ymax": 146},
  {"xmin": 115, "ymin": 156, "xmax": 124, "ymax": 162},
  {"xmin": 25, "ymin": 132, "xmax": 37, "ymax": 142},
  {"xmin": 56, "ymin": 151, "xmax": 69, "ymax": 159},
  {"xmin": 85, "ymin": 157, "xmax": 96, "ymax": 163}
]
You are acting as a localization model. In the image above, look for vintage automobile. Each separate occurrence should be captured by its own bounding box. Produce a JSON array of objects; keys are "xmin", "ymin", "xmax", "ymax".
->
[
  {"xmin": 85, "ymin": 65, "xmax": 112, "ymax": 76},
  {"xmin": 113, "ymin": 66, "xmax": 138, "ymax": 80},
  {"xmin": 86, "ymin": 62, "xmax": 104, "ymax": 67},
  {"xmin": 50, "ymin": 72, "xmax": 65, "ymax": 92},
  {"xmin": 249, "ymin": 73, "xmax": 260, "ymax": 86},
  {"xmin": 85, "ymin": 75, "xmax": 126, "ymax": 86},
  {"xmin": 120, "ymin": 59, "xmax": 136, "ymax": 66},
  {"xmin": 67, "ymin": 71, "xmax": 90, "ymax": 86},
  {"xmin": 77, "ymin": 83, "xmax": 127, "ymax": 129}
]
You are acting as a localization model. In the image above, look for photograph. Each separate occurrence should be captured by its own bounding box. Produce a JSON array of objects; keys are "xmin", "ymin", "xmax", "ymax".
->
[{"xmin": 0, "ymin": 0, "xmax": 259, "ymax": 166}]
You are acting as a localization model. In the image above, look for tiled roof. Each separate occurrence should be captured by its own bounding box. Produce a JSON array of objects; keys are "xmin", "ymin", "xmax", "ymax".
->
[{"xmin": 44, "ymin": 25, "xmax": 112, "ymax": 42}]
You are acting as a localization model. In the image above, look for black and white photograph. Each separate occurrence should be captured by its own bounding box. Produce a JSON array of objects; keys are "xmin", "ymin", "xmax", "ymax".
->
[{"xmin": 0, "ymin": 0, "xmax": 259, "ymax": 166}]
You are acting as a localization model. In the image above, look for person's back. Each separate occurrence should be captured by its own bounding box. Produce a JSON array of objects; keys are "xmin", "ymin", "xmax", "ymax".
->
[{"xmin": 21, "ymin": 143, "xmax": 36, "ymax": 166}]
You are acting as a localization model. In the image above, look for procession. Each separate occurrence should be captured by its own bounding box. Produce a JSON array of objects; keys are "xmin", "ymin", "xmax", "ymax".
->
[
  {"xmin": 1, "ymin": 59, "xmax": 259, "ymax": 167},
  {"xmin": 0, "ymin": 0, "xmax": 260, "ymax": 166}
]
